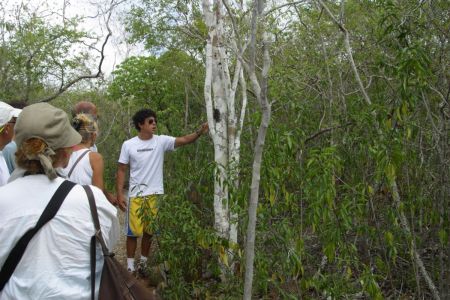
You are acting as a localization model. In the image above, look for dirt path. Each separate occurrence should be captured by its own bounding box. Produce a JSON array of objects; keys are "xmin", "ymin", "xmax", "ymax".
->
[
  {"xmin": 112, "ymin": 209, "xmax": 159, "ymax": 297},
  {"xmin": 112, "ymin": 208, "xmax": 130, "ymax": 267}
]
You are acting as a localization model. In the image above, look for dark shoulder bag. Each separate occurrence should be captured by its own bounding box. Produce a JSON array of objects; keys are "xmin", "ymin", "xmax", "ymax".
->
[
  {"xmin": 83, "ymin": 185, "xmax": 156, "ymax": 300},
  {"xmin": 0, "ymin": 180, "xmax": 76, "ymax": 290}
]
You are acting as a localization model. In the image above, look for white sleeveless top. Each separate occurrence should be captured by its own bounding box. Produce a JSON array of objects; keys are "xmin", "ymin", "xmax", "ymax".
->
[{"xmin": 61, "ymin": 149, "xmax": 93, "ymax": 185}]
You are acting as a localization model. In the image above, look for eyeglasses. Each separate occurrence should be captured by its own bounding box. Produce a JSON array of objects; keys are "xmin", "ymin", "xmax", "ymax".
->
[{"xmin": 148, "ymin": 118, "xmax": 157, "ymax": 125}]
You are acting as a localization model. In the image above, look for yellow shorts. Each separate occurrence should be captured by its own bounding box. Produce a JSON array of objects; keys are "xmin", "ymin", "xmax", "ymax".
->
[{"xmin": 125, "ymin": 195, "xmax": 159, "ymax": 237}]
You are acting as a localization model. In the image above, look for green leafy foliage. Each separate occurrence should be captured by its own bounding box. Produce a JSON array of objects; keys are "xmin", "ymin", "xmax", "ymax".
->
[
  {"xmin": 0, "ymin": 7, "xmax": 92, "ymax": 102},
  {"xmin": 119, "ymin": 0, "xmax": 447, "ymax": 296},
  {"xmin": 5, "ymin": 0, "xmax": 448, "ymax": 298}
]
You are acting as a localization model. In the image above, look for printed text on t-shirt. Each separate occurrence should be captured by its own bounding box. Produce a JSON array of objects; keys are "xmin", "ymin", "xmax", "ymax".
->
[{"xmin": 137, "ymin": 148, "xmax": 154, "ymax": 152}]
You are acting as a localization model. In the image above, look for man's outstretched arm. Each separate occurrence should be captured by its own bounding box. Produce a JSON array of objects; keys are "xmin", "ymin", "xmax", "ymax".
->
[{"xmin": 175, "ymin": 122, "xmax": 209, "ymax": 148}]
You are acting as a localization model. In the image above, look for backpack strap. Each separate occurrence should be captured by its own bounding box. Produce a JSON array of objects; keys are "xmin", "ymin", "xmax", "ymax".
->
[
  {"xmin": 0, "ymin": 180, "xmax": 76, "ymax": 291},
  {"xmin": 67, "ymin": 149, "xmax": 91, "ymax": 178},
  {"xmin": 83, "ymin": 185, "xmax": 110, "ymax": 300}
]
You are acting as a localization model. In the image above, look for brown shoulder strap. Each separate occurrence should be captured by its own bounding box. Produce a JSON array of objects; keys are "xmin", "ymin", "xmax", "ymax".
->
[
  {"xmin": 83, "ymin": 185, "xmax": 109, "ymax": 255},
  {"xmin": 83, "ymin": 185, "xmax": 109, "ymax": 300},
  {"xmin": 67, "ymin": 149, "xmax": 90, "ymax": 178}
]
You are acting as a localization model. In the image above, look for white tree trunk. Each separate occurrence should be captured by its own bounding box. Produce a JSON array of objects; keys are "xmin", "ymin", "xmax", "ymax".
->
[
  {"xmin": 203, "ymin": 0, "xmax": 229, "ymax": 240},
  {"xmin": 243, "ymin": 101, "xmax": 271, "ymax": 300},
  {"xmin": 202, "ymin": 0, "xmax": 245, "ymax": 246},
  {"xmin": 243, "ymin": 2, "xmax": 272, "ymax": 297}
]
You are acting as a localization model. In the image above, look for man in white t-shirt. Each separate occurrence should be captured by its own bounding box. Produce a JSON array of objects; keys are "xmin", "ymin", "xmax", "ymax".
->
[{"xmin": 116, "ymin": 108, "xmax": 208, "ymax": 274}]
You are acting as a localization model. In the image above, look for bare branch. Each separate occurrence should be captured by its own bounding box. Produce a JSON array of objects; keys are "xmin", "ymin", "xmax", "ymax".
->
[
  {"xmin": 38, "ymin": 0, "xmax": 116, "ymax": 103},
  {"xmin": 264, "ymin": 0, "xmax": 308, "ymax": 17},
  {"xmin": 222, "ymin": 0, "xmax": 242, "ymax": 45},
  {"xmin": 391, "ymin": 182, "xmax": 442, "ymax": 300},
  {"xmin": 304, "ymin": 122, "xmax": 353, "ymax": 144},
  {"xmin": 316, "ymin": 0, "xmax": 371, "ymax": 105}
]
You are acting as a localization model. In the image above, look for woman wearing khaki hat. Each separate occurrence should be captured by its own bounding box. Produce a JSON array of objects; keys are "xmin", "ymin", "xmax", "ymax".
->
[{"xmin": 0, "ymin": 103, "xmax": 119, "ymax": 299}]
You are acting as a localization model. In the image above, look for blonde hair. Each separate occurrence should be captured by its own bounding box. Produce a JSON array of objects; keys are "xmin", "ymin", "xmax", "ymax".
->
[
  {"xmin": 72, "ymin": 113, "xmax": 98, "ymax": 144},
  {"xmin": 16, "ymin": 138, "xmax": 66, "ymax": 178}
]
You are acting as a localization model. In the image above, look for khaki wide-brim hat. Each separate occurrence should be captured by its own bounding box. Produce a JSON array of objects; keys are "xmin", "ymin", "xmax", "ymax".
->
[{"xmin": 15, "ymin": 103, "xmax": 82, "ymax": 149}]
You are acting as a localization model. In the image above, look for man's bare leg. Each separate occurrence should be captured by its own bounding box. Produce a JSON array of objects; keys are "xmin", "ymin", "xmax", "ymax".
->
[
  {"xmin": 138, "ymin": 233, "xmax": 152, "ymax": 276},
  {"xmin": 141, "ymin": 232, "xmax": 152, "ymax": 257},
  {"xmin": 126, "ymin": 236, "xmax": 137, "ymax": 272}
]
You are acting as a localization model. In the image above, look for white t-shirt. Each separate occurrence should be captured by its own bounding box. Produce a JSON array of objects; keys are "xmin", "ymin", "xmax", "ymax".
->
[
  {"xmin": 0, "ymin": 152, "xmax": 9, "ymax": 186},
  {"xmin": 60, "ymin": 149, "xmax": 93, "ymax": 185},
  {"xmin": 0, "ymin": 175, "xmax": 119, "ymax": 299},
  {"xmin": 118, "ymin": 135, "xmax": 175, "ymax": 197}
]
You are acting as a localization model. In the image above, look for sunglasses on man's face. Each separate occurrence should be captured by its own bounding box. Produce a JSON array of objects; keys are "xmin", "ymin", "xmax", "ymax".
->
[{"xmin": 148, "ymin": 118, "xmax": 157, "ymax": 125}]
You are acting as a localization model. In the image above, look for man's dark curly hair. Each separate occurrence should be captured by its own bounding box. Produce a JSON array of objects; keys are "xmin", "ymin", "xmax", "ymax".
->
[{"xmin": 132, "ymin": 109, "xmax": 157, "ymax": 131}]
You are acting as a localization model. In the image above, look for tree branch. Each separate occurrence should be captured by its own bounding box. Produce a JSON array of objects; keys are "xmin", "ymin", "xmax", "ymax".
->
[
  {"xmin": 316, "ymin": 0, "xmax": 371, "ymax": 105},
  {"xmin": 264, "ymin": 0, "xmax": 308, "ymax": 17},
  {"xmin": 304, "ymin": 122, "xmax": 353, "ymax": 144},
  {"xmin": 38, "ymin": 0, "xmax": 116, "ymax": 103}
]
